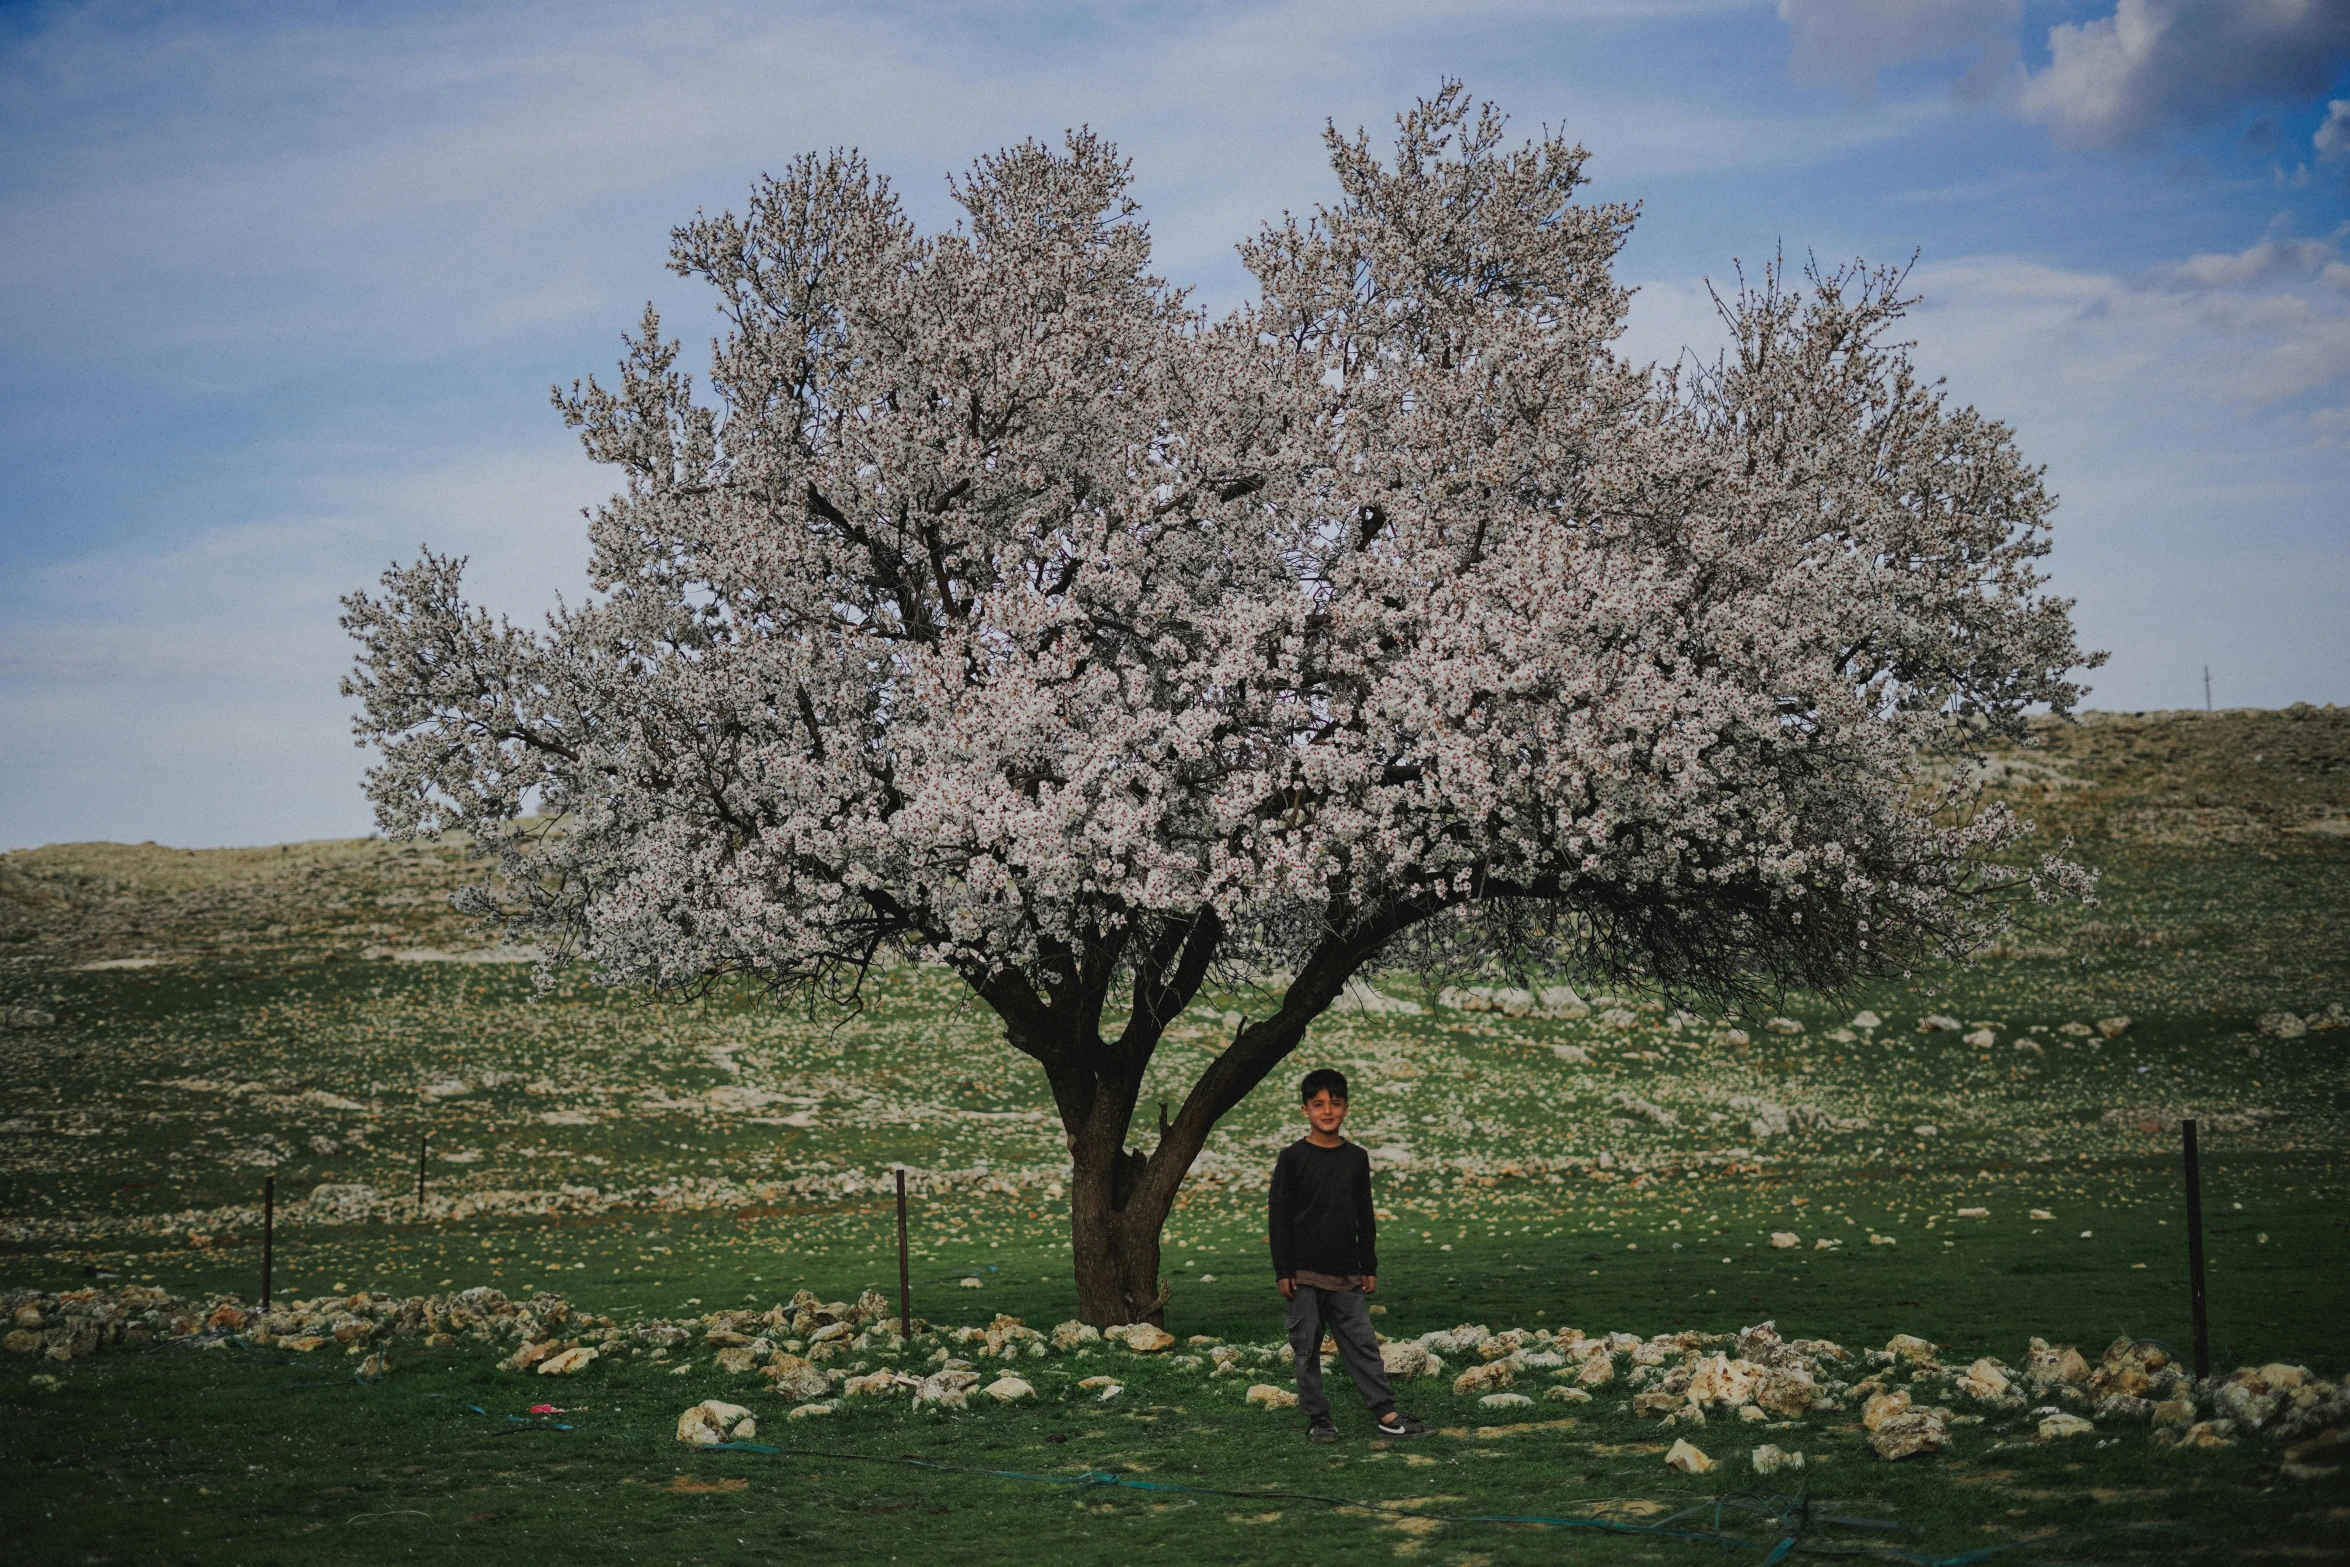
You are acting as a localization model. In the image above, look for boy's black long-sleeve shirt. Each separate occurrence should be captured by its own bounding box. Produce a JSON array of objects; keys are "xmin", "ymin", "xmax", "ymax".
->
[{"xmin": 1267, "ymin": 1138, "xmax": 1378, "ymax": 1278}]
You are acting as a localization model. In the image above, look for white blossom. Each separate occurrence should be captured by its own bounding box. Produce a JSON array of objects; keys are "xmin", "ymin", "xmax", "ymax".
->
[{"xmin": 343, "ymin": 86, "xmax": 2095, "ymax": 1322}]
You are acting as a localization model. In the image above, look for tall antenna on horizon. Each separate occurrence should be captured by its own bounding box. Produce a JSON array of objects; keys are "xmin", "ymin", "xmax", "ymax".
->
[{"xmin": 2203, "ymin": 665, "xmax": 2212, "ymax": 712}]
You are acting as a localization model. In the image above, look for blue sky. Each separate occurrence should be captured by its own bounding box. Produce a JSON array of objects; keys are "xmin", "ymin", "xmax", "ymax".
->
[{"xmin": 3, "ymin": 0, "xmax": 2346, "ymax": 850}]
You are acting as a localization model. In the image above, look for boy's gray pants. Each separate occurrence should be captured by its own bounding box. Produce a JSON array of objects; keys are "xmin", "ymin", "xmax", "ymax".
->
[{"xmin": 1286, "ymin": 1285, "xmax": 1395, "ymax": 1423}]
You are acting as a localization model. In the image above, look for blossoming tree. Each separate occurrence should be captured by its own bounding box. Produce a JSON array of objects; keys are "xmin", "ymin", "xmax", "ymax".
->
[{"xmin": 343, "ymin": 86, "xmax": 2095, "ymax": 1325}]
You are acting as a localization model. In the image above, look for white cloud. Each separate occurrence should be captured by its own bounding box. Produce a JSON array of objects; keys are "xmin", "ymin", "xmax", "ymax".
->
[
  {"xmin": 1778, "ymin": 0, "xmax": 2019, "ymax": 96},
  {"xmin": 2318, "ymin": 97, "xmax": 2350, "ymax": 159},
  {"xmin": 1777, "ymin": 1, "xmax": 2350, "ymax": 148},
  {"xmin": 2016, "ymin": 0, "xmax": 2350, "ymax": 148}
]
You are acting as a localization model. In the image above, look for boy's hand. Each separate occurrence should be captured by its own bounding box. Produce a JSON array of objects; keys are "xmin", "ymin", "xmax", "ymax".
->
[
  {"xmin": 1277, "ymin": 1277, "xmax": 1296, "ymax": 1300},
  {"xmin": 1361, "ymin": 1275, "xmax": 1377, "ymax": 1295}
]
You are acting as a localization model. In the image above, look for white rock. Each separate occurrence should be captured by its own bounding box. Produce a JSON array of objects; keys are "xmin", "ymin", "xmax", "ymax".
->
[
  {"xmin": 1479, "ymin": 1392, "xmax": 1534, "ymax": 1409},
  {"xmin": 676, "ymin": 1400, "xmax": 757, "ymax": 1446},
  {"xmin": 787, "ymin": 1401, "xmax": 834, "ymax": 1420},
  {"xmin": 2038, "ymin": 1412, "xmax": 2094, "ymax": 1440},
  {"xmin": 1750, "ymin": 1444, "xmax": 1804, "ymax": 1476},
  {"xmin": 983, "ymin": 1375, "xmax": 1035, "ymax": 1403},
  {"xmin": 1380, "ymin": 1340, "xmax": 1435, "ymax": 1380},
  {"xmin": 1964, "ymin": 1029, "xmax": 1996, "ymax": 1048},
  {"xmin": 1769, "ymin": 1232, "xmax": 1800, "ymax": 1249},
  {"xmin": 1764, "ymin": 1018, "xmax": 1803, "ymax": 1036},
  {"xmin": 1544, "ymin": 1385, "xmax": 1592, "ymax": 1403},
  {"xmin": 537, "ymin": 1346, "xmax": 598, "ymax": 1376},
  {"xmin": 1851, "ymin": 1011, "xmax": 1881, "ymax": 1029},
  {"xmin": 1665, "ymin": 1438, "xmax": 1715, "ymax": 1474},
  {"xmin": 1246, "ymin": 1383, "xmax": 1299, "ymax": 1410}
]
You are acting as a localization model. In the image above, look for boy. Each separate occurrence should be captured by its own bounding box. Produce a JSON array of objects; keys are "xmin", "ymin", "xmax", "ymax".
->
[{"xmin": 1269, "ymin": 1067, "xmax": 1431, "ymax": 1443}]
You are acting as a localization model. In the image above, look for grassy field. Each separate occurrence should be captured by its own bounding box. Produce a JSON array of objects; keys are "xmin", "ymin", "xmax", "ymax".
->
[{"xmin": 2, "ymin": 707, "xmax": 2346, "ymax": 1565}]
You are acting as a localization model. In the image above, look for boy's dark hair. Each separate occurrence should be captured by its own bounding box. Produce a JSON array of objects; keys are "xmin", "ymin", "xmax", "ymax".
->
[{"xmin": 1299, "ymin": 1067, "xmax": 1349, "ymax": 1103}]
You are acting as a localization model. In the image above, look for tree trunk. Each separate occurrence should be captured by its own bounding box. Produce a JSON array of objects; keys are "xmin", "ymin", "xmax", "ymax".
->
[
  {"xmin": 1068, "ymin": 1149, "xmax": 1173, "ymax": 1327},
  {"xmin": 1017, "ymin": 904, "xmax": 1418, "ymax": 1327}
]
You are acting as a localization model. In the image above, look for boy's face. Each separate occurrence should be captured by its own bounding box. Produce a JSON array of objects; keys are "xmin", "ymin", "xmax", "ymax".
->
[{"xmin": 1302, "ymin": 1088, "xmax": 1348, "ymax": 1136}]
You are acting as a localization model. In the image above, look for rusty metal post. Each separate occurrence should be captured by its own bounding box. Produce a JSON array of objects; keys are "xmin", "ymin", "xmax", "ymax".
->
[
  {"xmin": 2182, "ymin": 1117, "xmax": 2210, "ymax": 1382},
  {"xmin": 261, "ymin": 1174, "xmax": 274, "ymax": 1311},
  {"xmin": 896, "ymin": 1167, "xmax": 913, "ymax": 1340}
]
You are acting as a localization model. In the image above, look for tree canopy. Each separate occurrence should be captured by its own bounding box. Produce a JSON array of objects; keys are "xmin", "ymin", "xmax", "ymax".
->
[{"xmin": 343, "ymin": 85, "xmax": 2096, "ymax": 1323}]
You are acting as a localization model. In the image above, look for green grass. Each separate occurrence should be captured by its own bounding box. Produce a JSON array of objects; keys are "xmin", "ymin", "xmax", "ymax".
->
[
  {"xmin": 3, "ymin": 709, "xmax": 2349, "ymax": 1563},
  {"xmin": 2, "ymin": 1323, "xmax": 2334, "ymax": 1567}
]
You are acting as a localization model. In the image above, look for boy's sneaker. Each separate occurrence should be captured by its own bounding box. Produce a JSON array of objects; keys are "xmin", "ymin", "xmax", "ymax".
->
[
  {"xmin": 1375, "ymin": 1411, "xmax": 1432, "ymax": 1439},
  {"xmin": 1306, "ymin": 1418, "xmax": 1341, "ymax": 1444}
]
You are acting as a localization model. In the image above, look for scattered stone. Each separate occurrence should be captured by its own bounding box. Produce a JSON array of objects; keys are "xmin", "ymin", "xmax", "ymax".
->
[
  {"xmin": 2258, "ymin": 1012, "xmax": 2306, "ymax": 1040},
  {"xmin": 1106, "ymin": 1323, "xmax": 1175, "ymax": 1354},
  {"xmin": 917, "ymin": 1369, "xmax": 981, "ymax": 1407},
  {"xmin": 1768, "ymin": 1232, "xmax": 1799, "ymax": 1249},
  {"xmin": 1687, "ymin": 1353, "xmax": 1760, "ymax": 1410},
  {"xmin": 1956, "ymin": 1207, "xmax": 1988, "ymax": 1219},
  {"xmin": 2024, "ymin": 1338, "xmax": 2091, "ymax": 1388},
  {"xmin": 1750, "ymin": 1444, "xmax": 1804, "ymax": 1476},
  {"xmin": 983, "ymin": 1376, "xmax": 1035, "ymax": 1403},
  {"xmin": 1246, "ymin": 1383, "xmax": 1299, "ymax": 1410},
  {"xmin": 1764, "ymin": 1018, "xmax": 1803, "ymax": 1036},
  {"xmin": 1577, "ymin": 1355, "xmax": 1615, "ymax": 1389},
  {"xmin": 1885, "ymin": 1335, "xmax": 1937, "ymax": 1365},
  {"xmin": 1919, "ymin": 1015, "xmax": 1961, "ymax": 1032},
  {"xmin": 1453, "ymin": 1361, "xmax": 1515, "ymax": 1397},
  {"xmin": 1868, "ymin": 1409, "xmax": 1948, "ymax": 1461},
  {"xmin": 677, "ymin": 1400, "xmax": 757, "ymax": 1446},
  {"xmin": 763, "ymin": 1354, "xmax": 831, "ymax": 1402},
  {"xmin": 501, "ymin": 1340, "xmax": 561, "ymax": 1373},
  {"xmin": 1380, "ymin": 1340, "xmax": 1436, "ymax": 1380},
  {"xmin": 537, "ymin": 1346, "xmax": 597, "ymax": 1376},
  {"xmin": 1851, "ymin": 1011, "xmax": 1881, "ymax": 1029},
  {"xmin": 2097, "ymin": 1017, "xmax": 2131, "ymax": 1038},
  {"xmin": 1664, "ymin": 1438, "xmax": 1714, "ymax": 1474},
  {"xmin": 2175, "ymin": 1420, "xmax": 2237, "ymax": 1450},
  {"xmin": 1050, "ymin": 1320, "xmax": 1100, "ymax": 1352},
  {"xmin": 713, "ymin": 1345, "xmax": 759, "ymax": 1375},
  {"xmin": 2038, "ymin": 1412, "xmax": 2094, "ymax": 1440},
  {"xmin": 1956, "ymin": 1358, "xmax": 2011, "ymax": 1401},
  {"xmin": 1480, "ymin": 1392, "xmax": 1534, "ymax": 1409},
  {"xmin": 786, "ymin": 1401, "xmax": 834, "ymax": 1420},
  {"xmin": 840, "ymin": 1370, "xmax": 901, "ymax": 1398},
  {"xmin": 1963, "ymin": 1029, "xmax": 1996, "ymax": 1049},
  {"xmin": 1544, "ymin": 1385, "xmax": 1591, "ymax": 1403}
]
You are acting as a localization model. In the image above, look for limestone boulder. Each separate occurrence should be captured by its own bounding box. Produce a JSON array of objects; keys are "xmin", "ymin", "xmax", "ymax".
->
[
  {"xmin": 1453, "ymin": 1361, "xmax": 1514, "ymax": 1397},
  {"xmin": 1867, "ymin": 1409, "xmax": 1948, "ymax": 1461},
  {"xmin": 763, "ymin": 1354, "xmax": 831, "ymax": 1402},
  {"xmin": 677, "ymin": 1400, "xmax": 757, "ymax": 1446},
  {"xmin": 1665, "ymin": 1438, "xmax": 1714, "ymax": 1474}
]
